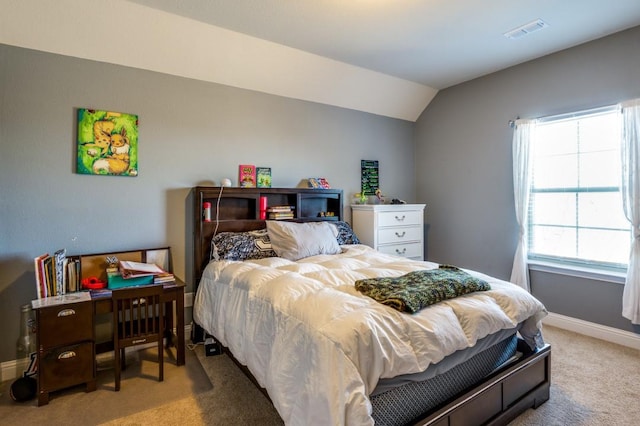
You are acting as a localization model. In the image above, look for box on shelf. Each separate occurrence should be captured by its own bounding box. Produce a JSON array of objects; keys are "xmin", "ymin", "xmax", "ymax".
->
[{"xmin": 107, "ymin": 272, "xmax": 154, "ymax": 289}]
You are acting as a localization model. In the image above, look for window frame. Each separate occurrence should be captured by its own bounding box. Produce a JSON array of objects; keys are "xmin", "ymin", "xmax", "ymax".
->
[{"xmin": 526, "ymin": 105, "xmax": 630, "ymax": 276}]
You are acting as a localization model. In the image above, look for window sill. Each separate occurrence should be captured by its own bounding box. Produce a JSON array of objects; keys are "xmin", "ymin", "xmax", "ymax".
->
[{"xmin": 528, "ymin": 260, "xmax": 626, "ymax": 285}]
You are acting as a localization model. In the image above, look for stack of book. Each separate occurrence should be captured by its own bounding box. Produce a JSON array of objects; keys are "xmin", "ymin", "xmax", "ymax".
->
[
  {"xmin": 119, "ymin": 260, "xmax": 165, "ymax": 278},
  {"xmin": 34, "ymin": 249, "xmax": 80, "ymax": 298},
  {"xmin": 267, "ymin": 205, "xmax": 295, "ymax": 220},
  {"xmin": 117, "ymin": 260, "xmax": 175, "ymax": 286},
  {"xmin": 153, "ymin": 272, "xmax": 176, "ymax": 284}
]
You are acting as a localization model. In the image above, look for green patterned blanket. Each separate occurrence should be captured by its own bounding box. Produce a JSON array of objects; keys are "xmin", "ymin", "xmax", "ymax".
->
[{"xmin": 354, "ymin": 265, "xmax": 491, "ymax": 313}]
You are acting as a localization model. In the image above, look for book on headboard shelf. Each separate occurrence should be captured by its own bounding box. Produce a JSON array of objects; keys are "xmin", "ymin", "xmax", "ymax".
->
[
  {"xmin": 267, "ymin": 205, "xmax": 294, "ymax": 213},
  {"xmin": 256, "ymin": 167, "xmax": 271, "ymax": 188},
  {"xmin": 239, "ymin": 164, "xmax": 256, "ymax": 188},
  {"xmin": 268, "ymin": 211, "xmax": 295, "ymax": 220}
]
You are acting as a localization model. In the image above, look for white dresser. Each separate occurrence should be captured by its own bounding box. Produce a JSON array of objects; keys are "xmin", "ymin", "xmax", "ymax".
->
[{"xmin": 351, "ymin": 204, "xmax": 426, "ymax": 261}]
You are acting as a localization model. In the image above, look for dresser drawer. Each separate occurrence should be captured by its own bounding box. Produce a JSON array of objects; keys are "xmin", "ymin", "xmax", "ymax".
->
[
  {"xmin": 39, "ymin": 341, "xmax": 94, "ymax": 392},
  {"xmin": 352, "ymin": 204, "xmax": 426, "ymax": 261},
  {"xmin": 37, "ymin": 302, "xmax": 93, "ymax": 349},
  {"xmin": 378, "ymin": 242, "xmax": 423, "ymax": 259},
  {"xmin": 378, "ymin": 210, "xmax": 423, "ymax": 227},
  {"xmin": 378, "ymin": 225, "xmax": 422, "ymax": 244}
]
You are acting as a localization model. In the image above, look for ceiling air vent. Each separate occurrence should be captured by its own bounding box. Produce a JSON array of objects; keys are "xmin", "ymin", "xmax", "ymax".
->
[{"xmin": 504, "ymin": 19, "xmax": 549, "ymax": 40}]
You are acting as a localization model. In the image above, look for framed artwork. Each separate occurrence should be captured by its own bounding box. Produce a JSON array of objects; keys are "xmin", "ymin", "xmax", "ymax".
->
[
  {"xmin": 76, "ymin": 108, "xmax": 139, "ymax": 176},
  {"xmin": 361, "ymin": 160, "xmax": 379, "ymax": 195}
]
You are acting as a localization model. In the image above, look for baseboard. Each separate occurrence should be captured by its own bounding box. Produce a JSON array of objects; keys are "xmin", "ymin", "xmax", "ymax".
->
[
  {"xmin": 544, "ymin": 312, "xmax": 640, "ymax": 350},
  {"xmin": 1, "ymin": 323, "xmax": 193, "ymax": 383},
  {"xmin": 1, "ymin": 357, "xmax": 31, "ymax": 384}
]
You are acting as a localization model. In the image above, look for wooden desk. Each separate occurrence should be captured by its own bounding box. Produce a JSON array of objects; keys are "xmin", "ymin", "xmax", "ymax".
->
[
  {"xmin": 92, "ymin": 280, "xmax": 186, "ymax": 366},
  {"xmin": 34, "ymin": 280, "xmax": 186, "ymax": 406}
]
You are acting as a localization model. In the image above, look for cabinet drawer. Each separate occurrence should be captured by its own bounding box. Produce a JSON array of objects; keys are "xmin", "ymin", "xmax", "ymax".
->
[
  {"xmin": 37, "ymin": 302, "xmax": 93, "ymax": 349},
  {"xmin": 39, "ymin": 342, "xmax": 94, "ymax": 392},
  {"xmin": 378, "ymin": 242, "xmax": 423, "ymax": 258},
  {"xmin": 503, "ymin": 354, "xmax": 547, "ymax": 407},
  {"xmin": 378, "ymin": 210, "xmax": 422, "ymax": 227},
  {"xmin": 378, "ymin": 225, "xmax": 422, "ymax": 244},
  {"xmin": 450, "ymin": 384, "xmax": 501, "ymax": 426}
]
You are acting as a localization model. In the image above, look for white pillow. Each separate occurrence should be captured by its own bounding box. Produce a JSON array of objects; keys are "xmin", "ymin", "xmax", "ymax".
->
[{"xmin": 266, "ymin": 221, "xmax": 341, "ymax": 261}]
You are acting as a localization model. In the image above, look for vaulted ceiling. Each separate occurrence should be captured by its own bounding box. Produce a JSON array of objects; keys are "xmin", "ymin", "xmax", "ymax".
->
[{"xmin": 3, "ymin": 0, "xmax": 640, "ymax": 121}]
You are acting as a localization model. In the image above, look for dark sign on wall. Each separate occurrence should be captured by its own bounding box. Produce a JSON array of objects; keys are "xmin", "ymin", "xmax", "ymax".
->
[{"xmin": 361, "ymin": 160, "xmax": 379, "ymax": 196}]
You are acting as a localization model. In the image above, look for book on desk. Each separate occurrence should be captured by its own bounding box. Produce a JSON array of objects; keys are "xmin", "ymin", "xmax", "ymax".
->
[{"xmin": 107, "ymin": 260, "xmax": 175, "ymax": 289}]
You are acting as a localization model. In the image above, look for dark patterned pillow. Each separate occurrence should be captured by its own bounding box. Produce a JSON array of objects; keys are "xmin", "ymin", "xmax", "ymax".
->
[
  {"xmin": 211, "ymin": 229, "xmax": 277, "ymax": 261},
  {"xmin": 332, "ymin": 221, "xmax": 360, "ymax": 245}
]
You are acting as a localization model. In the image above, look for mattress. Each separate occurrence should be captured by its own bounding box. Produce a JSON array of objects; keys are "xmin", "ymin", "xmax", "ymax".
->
[
  {"xmin": 371, "ymin": 325, "xmax": 519, "ymax": 396},
  {"xmin": 371, "ymin": 332, "xmax": 519, "ymax": 426},
  {"xmin": 193, "ymin": 244, "xmax": 547, "ymax": 425}
]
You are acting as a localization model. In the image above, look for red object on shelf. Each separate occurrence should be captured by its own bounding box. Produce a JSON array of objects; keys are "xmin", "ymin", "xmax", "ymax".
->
[
  {"xmin": 81, "ymin": 276, "xmax": 107, "ymax": 290},
  {"xmin": 203, "ymin": 202, "xmax": 212, "ymax": 222},
  {"xmin": 260, "ymin": 196, "xmax": 267, "ymax": 220}
]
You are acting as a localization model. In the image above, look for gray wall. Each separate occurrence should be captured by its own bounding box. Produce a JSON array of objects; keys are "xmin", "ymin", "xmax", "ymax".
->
[
  {"xmin": 0, "ymin": 44, "xmax": 415, "ymax": 363},
  {"xmin": 415, "ymin": 26, "xmax": 640, "ymax": 333}
]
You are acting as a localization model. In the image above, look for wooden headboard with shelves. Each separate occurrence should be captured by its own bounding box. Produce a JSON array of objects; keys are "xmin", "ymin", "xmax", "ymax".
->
[{"xmin": 191, "ymin": 186, "xmax": 343, "ymax": 288}]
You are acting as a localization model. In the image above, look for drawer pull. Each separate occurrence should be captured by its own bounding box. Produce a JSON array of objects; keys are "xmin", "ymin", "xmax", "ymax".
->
[
  {"xmin": 57, "ymin": 308, "xmax": 76, "ymax": 317},
  {"xmin": 395, "ymin": 248, "xmax": 407, "ymax": 255},
  {"xmin": 395, "ymin": 231, "xmax": 406, "ymax": 238},
  {"xmin": 58, "ymin": 351, "xmax": 77, "ymax": 360},
  {"xmin": 395, "ymin": 215, "xmax": 406, "ymax": 221}
]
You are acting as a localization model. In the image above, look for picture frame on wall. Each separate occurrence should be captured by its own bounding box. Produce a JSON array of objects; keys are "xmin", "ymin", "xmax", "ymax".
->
[
  {"xmin": 76, "ymin": 108, "xmax": 139, "ymax": 177},
  {"xmin": 361, "ymin": 160, "xmax": 379, "ymax": 195}
]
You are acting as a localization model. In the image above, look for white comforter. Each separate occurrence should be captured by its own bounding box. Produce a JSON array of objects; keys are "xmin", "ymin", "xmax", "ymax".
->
[{"xmin": 193, "ymin": 245, "xmax": 547, "ymax": 426}]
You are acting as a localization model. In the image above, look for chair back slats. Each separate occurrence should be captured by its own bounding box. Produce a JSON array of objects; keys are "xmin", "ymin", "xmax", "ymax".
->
[
  {"xmin": 115, "ymin": 293, "xmax": 162, "ymax": 343},
  {"xmin": 112, "ymin": 284, "xmax": 165, "ymax": 390}
]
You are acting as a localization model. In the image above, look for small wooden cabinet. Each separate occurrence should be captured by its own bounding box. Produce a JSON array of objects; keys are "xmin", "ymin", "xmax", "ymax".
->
[
  {"xmin": 34, "ymin": 300, "xmax": 96, "ymax": 406},
  {"xmin": 351, "ymin": 204, "xmax": 426, "ymax": 261}
]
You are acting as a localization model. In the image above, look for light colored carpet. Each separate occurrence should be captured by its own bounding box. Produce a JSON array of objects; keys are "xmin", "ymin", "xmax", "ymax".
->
[
  {"xmin": 508, "ymin": 326, "xmax": 640, "ymax": 426},
  {"xmin": 1, "ymin": 326, "xmax": 638, "ymax": 425},
  {"xmin": 0, "ymin": 344, "xmax": 282, "ymax": 426}
]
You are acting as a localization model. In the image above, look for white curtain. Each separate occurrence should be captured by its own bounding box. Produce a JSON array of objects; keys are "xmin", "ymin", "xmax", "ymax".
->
[
  {"xmin": 621, "ymin": 99, "xmax": 640, "ymax": 324},
  {"xmin": 510, "ymin": 119, "xmax": 535, "ymax": 292}
]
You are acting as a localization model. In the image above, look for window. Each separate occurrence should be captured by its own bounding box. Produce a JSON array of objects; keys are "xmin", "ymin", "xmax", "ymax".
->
[{"xmin": 528, "ymin": 107, "xmax": 630, "ymax": 271}]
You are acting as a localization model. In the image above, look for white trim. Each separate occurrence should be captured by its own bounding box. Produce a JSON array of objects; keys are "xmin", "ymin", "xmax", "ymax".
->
[
  {"xmin": 1, "ymin": 357, "xmax": 31, "ymax": 384},
  {"xmin": 528, "ymin": 260, "xmax": 626, "ymax": 285},
  {"xmin": 543, "ymin": 312, "xmax": 640, "ymax": 350}
]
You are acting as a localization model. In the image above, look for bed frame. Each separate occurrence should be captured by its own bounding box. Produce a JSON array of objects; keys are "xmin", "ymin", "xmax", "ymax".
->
[{"xmin": 191, "ymin": 186, "xmax": 550, "ymax": 425}]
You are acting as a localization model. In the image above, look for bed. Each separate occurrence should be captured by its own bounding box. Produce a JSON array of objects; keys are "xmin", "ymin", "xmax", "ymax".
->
[{"xmin": 190, "ymin": 186, "xmax": 550, "ymax": 426}]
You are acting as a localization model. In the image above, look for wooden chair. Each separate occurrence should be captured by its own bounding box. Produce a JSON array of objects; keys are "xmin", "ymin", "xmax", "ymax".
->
[{"xmin": 112, "ymin": 284, "xmax": 165, "ymax": 391}]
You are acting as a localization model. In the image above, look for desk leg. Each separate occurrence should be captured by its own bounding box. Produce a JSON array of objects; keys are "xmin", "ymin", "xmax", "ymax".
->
[
  {"xmin": 165, "ymin": 301, "xmax": 174, "ymax": 350},
  {"xmin": 176, "ymin": 287, "xmax": 185, "ymax": 366}
]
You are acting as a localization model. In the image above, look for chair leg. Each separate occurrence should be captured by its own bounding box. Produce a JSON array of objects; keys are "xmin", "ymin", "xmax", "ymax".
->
[
  {"xmin": 158, "ymin": 337, "xmax": 164, "ymax": 382},
  {"xmin": 114, "ymin": 345, "xmax": 121, "ymax": 391}
]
